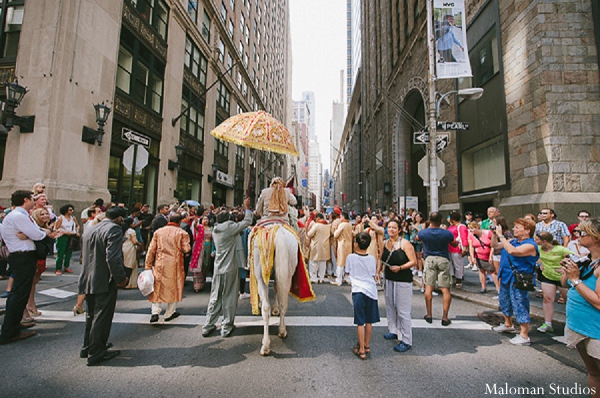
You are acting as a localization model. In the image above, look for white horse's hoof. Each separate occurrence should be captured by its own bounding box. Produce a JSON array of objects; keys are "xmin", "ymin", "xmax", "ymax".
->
[
  {"xmin": 260, "ymin": 347, "xmax": 271, "ymax": 356},
  {"xmin": 272, "ymin": 309, "xmax": 280, "ymax": 316},
  {"xmin": 278, "ymin": 330, "xmax": 288, "ymax": 339}
]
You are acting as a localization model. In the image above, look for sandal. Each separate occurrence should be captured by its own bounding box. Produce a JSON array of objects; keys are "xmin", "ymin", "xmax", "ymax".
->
[
  {"xmin": 364, "ymin": 346, "xmax": 371, "ymax": 354},
  {"xmin": 557, "ymin": 297, "xmax": 566, "ymax": 304},
  {"xmin": 352, "ymin": 346, "xmax": 367, "ymax": 360}
]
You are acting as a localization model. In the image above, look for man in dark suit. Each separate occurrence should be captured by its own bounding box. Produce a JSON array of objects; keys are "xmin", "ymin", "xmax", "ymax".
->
[
  {"xmin": 151, "ymin": 204, "xmax": 169, "ymax": 233},
  {"xmin": 78, "ymin": 206, "xmax": 129, "ymax": 366}
]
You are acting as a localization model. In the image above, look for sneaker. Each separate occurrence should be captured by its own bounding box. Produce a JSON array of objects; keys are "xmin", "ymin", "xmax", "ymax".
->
[
  {"xmin": 393, "ymin": 342, "xmax": 412, "ymax": 352},
  {"xmin": 239, "ymin": 292, "xmax": 251, "ymax": 299},
  {"xmin": 510, "ymin": 335, "xmax": 531, "ymax": 346},
  {"xmin": 417, "ymin": 271, "xmax": 423, "ymax": 277},
  {"xmin": 330, "ymin": 280, "xmax": 342, "ymax": 286},
  {"xmin": 383, "ymin": 333, "xmax": 398, "ymax": 340},
  {"xmin": 472, "ymin": 266, "xmax": 479, "ymax": 272},
  {"xmin": 0, "ymin": 291, "xmax": 9, "ymax": 299},
  {"xmin": 420, "ymin": 287, "xmax": 425, "ymax": 293},
  {"xmin": 537, "ymin": 322, "xmax": 554, "ymax": 333},
  {"xmin": 431, "ymin": 291, "xmax": 438, "ymax": 296},
  {"xmin": 492, "ymin": 324, "xmax": 516, "ymax": 333},
  {"xmin": 412, "ymin": 269, "xmax": 418, "ymax": 276},
  {"xmin": 492, "ymin": 295, "xmax": 499, "ymax": 300}
]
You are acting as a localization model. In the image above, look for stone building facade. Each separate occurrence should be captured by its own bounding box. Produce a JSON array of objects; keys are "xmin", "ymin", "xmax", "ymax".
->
[
  {"xmin": 0, "ymin": 0, "xmax": 292, "ymax": 213},
  {"xmin": 337, "ymin": 0, "xmax": 600, "ymax": 221}
]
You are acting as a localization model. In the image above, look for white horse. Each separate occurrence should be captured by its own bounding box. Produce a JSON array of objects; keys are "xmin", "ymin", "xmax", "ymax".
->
[{"xmin": 252, "ymin": 225, "xmax": 299, "ymax": 356}]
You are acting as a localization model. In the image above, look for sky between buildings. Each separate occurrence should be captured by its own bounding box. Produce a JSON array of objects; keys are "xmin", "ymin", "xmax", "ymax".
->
[{"xmin": 289, "ymin": 0, "xmax": 347, "ymax": 169}]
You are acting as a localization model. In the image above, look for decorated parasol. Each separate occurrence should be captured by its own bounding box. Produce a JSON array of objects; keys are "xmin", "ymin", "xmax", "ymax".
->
[{"xmin": 210, "ymin": 111, "xmax": 298, "ymax": 157}]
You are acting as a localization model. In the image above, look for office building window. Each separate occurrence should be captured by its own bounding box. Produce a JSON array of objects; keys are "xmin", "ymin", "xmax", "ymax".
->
[
  {"xmin": 180, "ymin": 85, "xmax": 205, "ymax": 142},
  {"xmin": 221, "ymin": 2, "xmax": 227, "ymax": 21},
  {"xmin": 461, "ymin": 138, "xmax": 506, "ymax": 192},
  {"xmin": 236, "ymin": 145, "xmax": 245, "ymax": 168},
  {"xmin": 133, "ymin": 0, "xmax": 169, "ymax": 40},
  {"xmin": 0, "ymin": 1, "xmax": 24, "ymax": 59},
  {"xmin": 226, "ymin": 53, "xmax": 233, "ymax": 73},
  {"xmin": 216, "ymin": 81, "xmax": 230, "ymax": 111},
  {"xmin": 217, "ymin": 38, "xmax": 225, "ymax": 63},
  {"xmin": 184, "ymin": 36, "xmax": 208, "ymax": 87},
  {"xmin": 201, "ymin": 10, "xmax": 211, "ymax": 43},
  {"xmin": 228, "ymin": 19, "xmax": 234, "ymax": 37},
  {"xmin": 187, "ymin": 0, "xmax": 198, "ymax": 23},
  {"xmin": 216, "ymin": 138, "xmax": 229, "ymax": 157},
  {"xmin": 116, "ymin": 47, "xmax": 133, "ymax": 93},
  {"xmin": 119, "ymin": 28, "xmax": 165, "ymax": 114}
]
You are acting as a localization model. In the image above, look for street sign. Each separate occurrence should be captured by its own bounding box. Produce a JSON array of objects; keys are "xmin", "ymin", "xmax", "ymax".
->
[
  {"xmin": 122, "ymin": 128, "xmax": 151, "ymax": 148},
  {"xmin": 436, "ymin": 136, "xmax": 449, "ymax": 152},
  {"xmin": 437, "ymin": 121, "xmax": 470, "ymax": 131},
  {"xmin": 413, "ymin": 131, "xmax": 449, "ymax": 152},
  {"xmin": 417, "ymin": 155, "xmax": 445, "ymax": 185},
  {"xmin": 122, "ymin": 144, "xmax": 149, "ymax": 174}
]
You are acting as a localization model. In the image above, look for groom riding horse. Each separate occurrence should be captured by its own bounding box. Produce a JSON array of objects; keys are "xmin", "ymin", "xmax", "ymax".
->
[{"xmin": 249, "ymin": 177, "xmax": 315, "ymax": 355}]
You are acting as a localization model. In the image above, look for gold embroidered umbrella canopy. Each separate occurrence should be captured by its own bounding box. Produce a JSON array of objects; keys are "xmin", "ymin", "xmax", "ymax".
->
[{"xmin": 210, "ymin": 111, "xmax": 298, "ymax": 157}]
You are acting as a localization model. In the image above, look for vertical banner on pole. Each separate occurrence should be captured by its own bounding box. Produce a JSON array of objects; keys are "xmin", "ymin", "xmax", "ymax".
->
[{"xmin": 434, "ymin": 0, "xmax": 472, "ymax": 79}]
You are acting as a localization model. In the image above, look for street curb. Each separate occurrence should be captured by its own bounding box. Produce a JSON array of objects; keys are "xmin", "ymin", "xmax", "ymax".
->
[{"xmin": 414, "ymin": 279, "xmax": 566, "ymax": 326}]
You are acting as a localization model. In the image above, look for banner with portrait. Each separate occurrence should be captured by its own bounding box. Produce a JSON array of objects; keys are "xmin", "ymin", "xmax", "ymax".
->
[{"xmin": 434, "ymin": 0, "xmax": 472, "ymax": 79}]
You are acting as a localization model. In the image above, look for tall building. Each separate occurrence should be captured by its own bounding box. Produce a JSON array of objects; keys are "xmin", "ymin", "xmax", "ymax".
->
[
  {"xmin": 346, "ymin": 0, "xmax": 361, "ymax": 103},
  {"xmin": 338, "ymin": 0, "xmax": 600, "ymax": 219},
  {"xmin": 0, "ymin": 0, "xmax": 292, "ymax": 211},
  {"xmin": 308, "ymin": 139, "xmax": 321, "ymax": 208}
]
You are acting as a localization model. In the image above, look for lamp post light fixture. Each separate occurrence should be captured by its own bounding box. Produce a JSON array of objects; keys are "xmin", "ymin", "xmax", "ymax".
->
[
  {"xmin": 82, "ymin": 102, "xmax": 111, "ymax": 146},
  {"xmin": 0, "ymin": 80, "xmax": 35, "ymax": 133},
  {"xmin": 168, "ymin": 143, "xmax": 184, "ymax": 170}
]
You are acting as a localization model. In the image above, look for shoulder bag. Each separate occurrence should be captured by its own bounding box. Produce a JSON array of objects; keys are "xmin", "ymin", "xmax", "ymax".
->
[
  {"xmin": 68, "ymin": 217, "xmax": 81, "ymax": 251},
  {"xmin": 0, "ymin": 240, "xmax": 9, "ymax": 261},
  {"xmin": 473, "ymin": 233, "xmax": 494, "ymax": 272},
  {"xmin": 507, "ymin": 255, "xmax": 535, "ymax": 291}
]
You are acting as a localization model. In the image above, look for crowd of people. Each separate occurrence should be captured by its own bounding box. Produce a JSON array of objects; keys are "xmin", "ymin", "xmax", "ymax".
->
[{"xmin": 0, "ymin": 185, "xmax": 598, "ymax": 393}]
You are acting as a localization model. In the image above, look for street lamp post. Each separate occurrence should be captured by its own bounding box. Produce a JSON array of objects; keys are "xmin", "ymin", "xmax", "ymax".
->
[{"xmin": 426, "ymin": 0, "xmax": 484, "ymax": 212}]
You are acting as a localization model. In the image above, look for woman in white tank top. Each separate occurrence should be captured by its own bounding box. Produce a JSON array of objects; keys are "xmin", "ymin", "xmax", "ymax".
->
[{"xmin": 54, "ymin": 204, "xmax": 79, "ymax": 275}]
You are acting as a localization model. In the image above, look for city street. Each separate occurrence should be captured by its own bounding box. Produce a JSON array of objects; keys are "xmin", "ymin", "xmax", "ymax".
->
[{"xmin": 0, "ymin": 258, "xmax": 590, "ymax": 398}]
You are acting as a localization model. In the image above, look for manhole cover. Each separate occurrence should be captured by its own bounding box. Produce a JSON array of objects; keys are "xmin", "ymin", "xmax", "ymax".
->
[{"xmin": 477, "ymin": 311, "xmax": 505, "ymax": 326}]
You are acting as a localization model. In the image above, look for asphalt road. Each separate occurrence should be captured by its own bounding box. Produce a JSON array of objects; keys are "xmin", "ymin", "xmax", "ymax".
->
[{"xmin": 0, "ymin": 272, "xmax": 590, "ymax": 398}]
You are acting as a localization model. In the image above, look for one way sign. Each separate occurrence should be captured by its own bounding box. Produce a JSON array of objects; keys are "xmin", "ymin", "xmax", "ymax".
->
[{"xmin": 413, "ymin": 131, "xmax": 450, "ymax": 152}]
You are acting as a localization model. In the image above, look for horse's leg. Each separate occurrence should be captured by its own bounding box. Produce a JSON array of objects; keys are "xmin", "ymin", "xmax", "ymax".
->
[
  {"xmin": 275, "ymin": 229, "xmax": 298, "ymax": 339},
  {"xmin": 255, "ymin": 246, "xmax": 271, "ymax": 356},
  {"xmin": 272, "ymin": 280, "xmax": 280, "ymax": 316}
]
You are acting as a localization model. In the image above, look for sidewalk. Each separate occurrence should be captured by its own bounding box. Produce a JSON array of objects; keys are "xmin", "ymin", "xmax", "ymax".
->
[
  {"xmin": 0, "ymin": 254, "xmax": 83, "ymax": 316},
  {"xmin": 1, "ymin": 255, "xmax": 566, "ymax": 325},
  {"xmin": 413, "ymin": 263, "xmax": 566, "ymax": 325}
]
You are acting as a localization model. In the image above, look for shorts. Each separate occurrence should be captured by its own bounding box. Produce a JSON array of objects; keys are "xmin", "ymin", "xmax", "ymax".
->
[
  {"xmin": 499, "ymin": 283, "xmax": 530, "ymax": 324},
  {"xmin": 424, "ymin": 256, "xmax": 452, "ymax": 288},
  {"xmin": 352, "ymin": 292, "xmax": 380, "ymax": 325},
  {"xmin": 476, "ymin": 258, "xmax": 495, "ymax": 273},
  {"xmin": 538, "ymin": 272, "xmax": 562, "ymax": 287},
  {"xmin": 492, "ymin": 255, "xmax": 501, "ymax": 263}
]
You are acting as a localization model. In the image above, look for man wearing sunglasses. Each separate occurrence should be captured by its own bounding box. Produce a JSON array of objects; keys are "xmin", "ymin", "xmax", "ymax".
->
[
  {"xmin": 568, "ymin": 210, "xmax": 591, "ymax": 236},
  {"xmin": 535, "ymin": 208, "xmax": 570, "ymax": 246}
]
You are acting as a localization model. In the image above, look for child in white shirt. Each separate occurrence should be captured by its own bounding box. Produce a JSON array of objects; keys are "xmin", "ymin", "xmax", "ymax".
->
[{"xmin": 346, "ymin": 232, "xmax": 380, "ymax": 359}]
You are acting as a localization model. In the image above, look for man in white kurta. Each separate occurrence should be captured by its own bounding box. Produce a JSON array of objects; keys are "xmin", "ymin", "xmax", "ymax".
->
[{"xmin": 306, "ymin": 213, "xmax": 331, "ymax": 283}]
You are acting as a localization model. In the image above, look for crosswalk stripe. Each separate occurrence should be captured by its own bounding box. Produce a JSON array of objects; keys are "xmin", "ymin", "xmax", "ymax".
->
[{"xmin": 35, "ymin": 310, "xmax": 492, "ymax": 330}]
